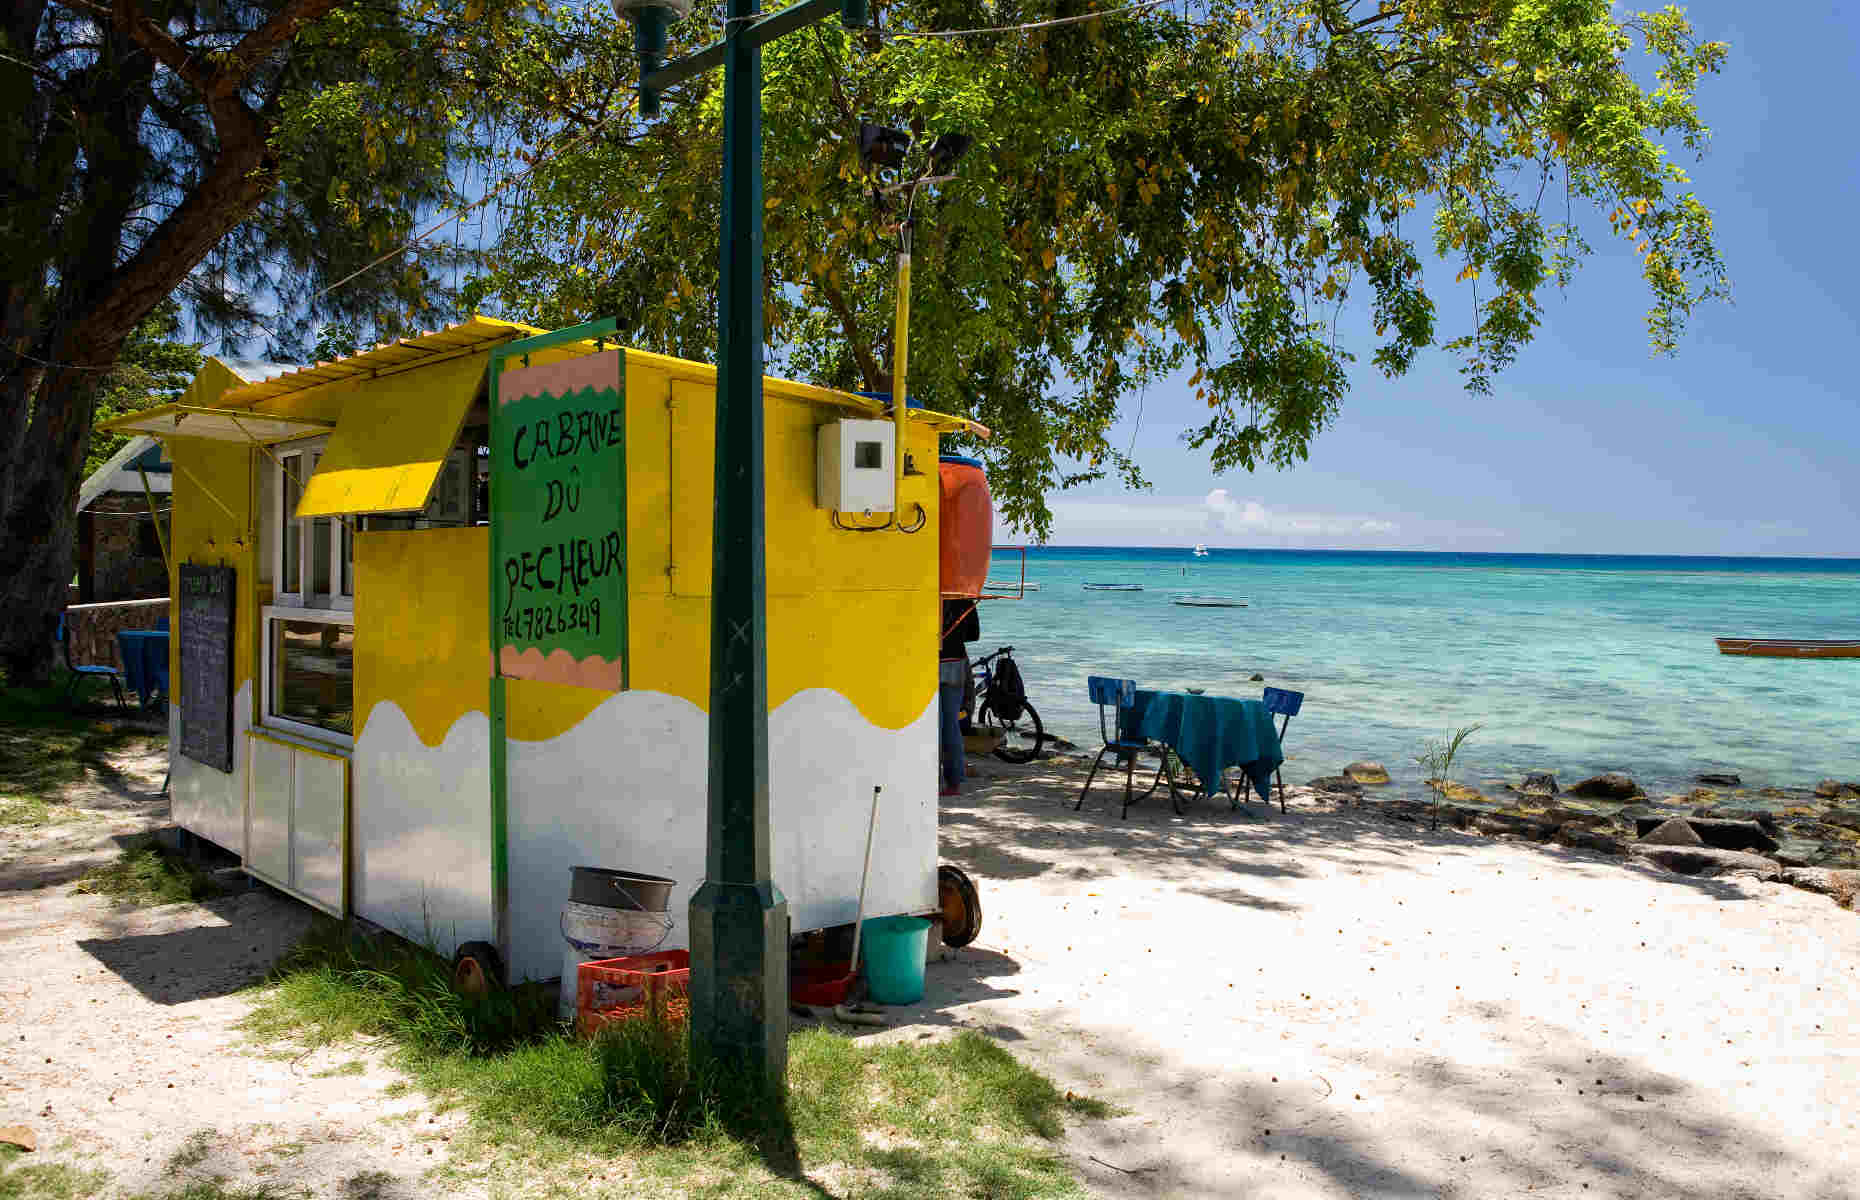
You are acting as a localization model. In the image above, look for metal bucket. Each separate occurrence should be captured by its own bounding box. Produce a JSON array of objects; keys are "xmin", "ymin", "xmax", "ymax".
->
[
  {"xmin": 569, "ymin": 866, "xmax": 675, "ymax": 912},
  {"xmin": 558, "ymin": 899, "xmax": 673, "ymax": 1020}
]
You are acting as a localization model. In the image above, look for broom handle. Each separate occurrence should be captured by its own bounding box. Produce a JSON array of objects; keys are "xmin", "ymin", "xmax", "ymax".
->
[{"xmin": 848, "ymin": 785, "xmax": 881, "ymax": 972}]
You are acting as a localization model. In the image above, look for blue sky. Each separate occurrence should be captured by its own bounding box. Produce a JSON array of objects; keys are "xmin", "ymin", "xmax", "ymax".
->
[{"xmin": 1041, "ymin": 2, "xmax": 1860, "ymax": 556}]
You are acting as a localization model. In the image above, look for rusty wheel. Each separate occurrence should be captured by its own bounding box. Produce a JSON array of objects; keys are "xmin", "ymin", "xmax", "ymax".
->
[{"xmin": 937, "ymin": 865, "xmax": 982, "ymax": 948}]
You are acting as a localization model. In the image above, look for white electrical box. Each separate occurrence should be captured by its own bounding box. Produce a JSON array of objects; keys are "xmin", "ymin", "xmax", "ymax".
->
[{"xmin": 816, "ymin": 419, "xmax": 896, "ymax": 514}]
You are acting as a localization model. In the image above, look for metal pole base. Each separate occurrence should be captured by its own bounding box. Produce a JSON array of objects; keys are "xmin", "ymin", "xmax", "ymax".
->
[{"xmin": 688, "ymin": 879, "xmax": 790, "ymax": 1085}]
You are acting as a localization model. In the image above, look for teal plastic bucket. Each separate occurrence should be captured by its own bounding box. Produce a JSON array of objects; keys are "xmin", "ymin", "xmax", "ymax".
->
[{"xmin": 859, "ymin": 915, "xmax": 930, "ymax": 1005}]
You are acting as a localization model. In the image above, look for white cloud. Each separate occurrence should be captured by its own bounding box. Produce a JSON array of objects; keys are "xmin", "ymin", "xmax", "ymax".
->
[
  {"xmin": 1036, "ymin": 491, "xmax": 1411, "ymax": 547},
  {"xmin": 1201, "ymin": 488, "xmax": 1400, "ymax": 538}
]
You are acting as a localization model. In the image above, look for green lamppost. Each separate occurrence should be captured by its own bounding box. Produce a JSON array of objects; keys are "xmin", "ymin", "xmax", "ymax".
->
[{"xmin": 613, "ymin": 0, "xmax": 865, "ymax": 1088}]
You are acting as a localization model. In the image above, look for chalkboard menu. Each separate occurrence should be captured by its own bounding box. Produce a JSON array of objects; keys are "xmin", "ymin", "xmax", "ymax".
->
[
  {"xmin": 178, "ymin": 563, "xmax": 236, "ymax": 773},
  {"xmin": 492, "ymin": 351, "xmax": 628, "ymax": 691}
]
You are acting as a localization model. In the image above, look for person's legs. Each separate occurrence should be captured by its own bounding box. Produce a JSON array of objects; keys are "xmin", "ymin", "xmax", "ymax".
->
[{"xmin": 938, "ymin": 658, "xmax": 966, "ymax": 792}]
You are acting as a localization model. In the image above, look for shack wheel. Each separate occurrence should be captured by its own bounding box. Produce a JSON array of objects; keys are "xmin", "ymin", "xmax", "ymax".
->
[
  {"xmin": 937, "ymin": 865, "xmax": 983, "ymax": 948},
  {"xmin": 452, "ymin": 941, "xmax": 505, "ymax": 995}
]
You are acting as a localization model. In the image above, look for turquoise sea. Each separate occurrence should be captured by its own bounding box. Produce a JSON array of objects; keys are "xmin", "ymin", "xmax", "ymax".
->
[{"xmin": 977, "ymin": 547, "xmax": 1860, "ymax": 803}]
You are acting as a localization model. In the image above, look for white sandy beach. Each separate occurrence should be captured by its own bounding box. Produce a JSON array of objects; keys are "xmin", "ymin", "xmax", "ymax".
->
[{"xmin": 895, "ymin": 754, "xmax": 1860, "ymax": 1199}]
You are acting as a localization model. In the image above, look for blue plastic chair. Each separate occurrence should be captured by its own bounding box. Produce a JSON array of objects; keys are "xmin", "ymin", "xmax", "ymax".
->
[
  {"xmin": 57, "ymin": 614, "xmax": 127, "ymax": 710},
  {"xmin": 1074, "ymin": 676, "xmax": 1167, "ymax": 819},
  {"xmin": 1254, "ymin": 686, "xmax": 1304, "ymax": 812}
]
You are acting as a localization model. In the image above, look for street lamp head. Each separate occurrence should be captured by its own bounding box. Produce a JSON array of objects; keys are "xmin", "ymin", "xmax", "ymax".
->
[
  {"xmin": 858, "ymin": 122, "xmax": 913, "ymax": 171},
  {"xmin": 927, "ymin": 132, "xmax": 973, "ymax": 175},
  {"xmin": 614, "ymin": 0, "xmax": 693, "ymax": 116}
]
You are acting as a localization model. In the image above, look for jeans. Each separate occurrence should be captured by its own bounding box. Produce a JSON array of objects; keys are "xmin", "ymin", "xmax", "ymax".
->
[{"xmin": 938, "ymin": 658, "xmax": 967, "ymax": 789}]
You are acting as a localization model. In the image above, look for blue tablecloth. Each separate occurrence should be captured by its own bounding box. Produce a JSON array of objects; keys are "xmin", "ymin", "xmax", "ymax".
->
[
  {"xmin": 1126, "ymin": 690, "xmax": 1283, "ymax": 798},
  {"xmin": 117, "ymin": 630, "xmax": 169, "ymax": 708}
]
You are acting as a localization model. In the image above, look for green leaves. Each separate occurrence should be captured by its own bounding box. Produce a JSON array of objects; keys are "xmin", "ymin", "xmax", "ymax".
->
[{"xmin": 463, "ymin": 0, "xmax": 1729, "ymax": 536}]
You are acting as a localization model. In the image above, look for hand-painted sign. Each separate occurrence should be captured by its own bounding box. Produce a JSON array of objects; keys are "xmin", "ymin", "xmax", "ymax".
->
[{"xmin": 492, "ymin": 351, "xmax": 627, "ymax": 690}]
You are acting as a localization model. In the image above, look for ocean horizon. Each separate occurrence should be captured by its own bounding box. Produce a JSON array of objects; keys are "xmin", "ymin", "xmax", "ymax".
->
[{"xmin": 978, "ymin": 544, "xmax": 1860, "ymax": 806}]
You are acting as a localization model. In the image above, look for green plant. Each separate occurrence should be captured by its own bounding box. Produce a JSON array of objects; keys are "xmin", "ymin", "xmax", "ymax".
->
[
  {"xmin": 246, "ymin": 919, "xmax": 1108, "ymax": 1197},
  {"xmin": 0, "ymin": 1147, "xmax": 109, "ymax": 1200},
  {"xmin": 251, "ymin": 919, "xmax": 558, "ymax": 1058},
  {"xmin": 1416, "ymin": 724, "xmax": 1482, "ymax": 830},
  {"xmin": 77, "ymin": 837, "xmax": 221, "ymax": 907},
  {"xmin": 593, "ymin": 1015, "xmax": 777, "ymax": 1146}
]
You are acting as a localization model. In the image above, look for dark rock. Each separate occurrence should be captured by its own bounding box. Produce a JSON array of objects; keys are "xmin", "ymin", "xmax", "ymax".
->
[
  {"xmin": 1696, "ymin": 772, "xmax": 1742, "ymax": 787},
  {"xmin": 1567, "ymin": 773, "xmax": 1644, "ymax": 801},
  {"xmin": 1343, "ymin": 761, "xmax": 1391, "ymax": 785},
  {"xmin": 1307, "ymin": 775, "xmax": 1363, "ymax": 794},
  {"xmin": 1760, "ymin": 786, "xmax": 1793, "ymax": 799},
  {"xmin": 1470, "ymin": 811, "xmax": 1556, "ymax": 840},
  {"xmin": 1683, "ymin": 818, "xmax": 1780, "ymax": 853},
  {"xmin": 1814, "ymin": 780, "xmax": 1859, "ymax": 799},
  {"xmin": 1690, "ymin": 806, "xmax": 1779, "ymax": 833},
  {"xmin": 1249, "ymin": 672, "xmax": 1264, "ymax": 681},
  {"xmin": 1520, "ymin": 772, "xmax": 1559, "ymax": 795},
  {"xmin": 1545, "ymin": 807, "xmax": 1611, "ymax": 830},
  {"xmin": 1554, "ymin": 827, "xmax": 1627, "ymax": 855},
  {"xmin": 1773, "ymin": 851, "xmax": 1813, "ymax": 868},
  {"xmin": 1638, "ymin": 818, "xmax": 1705, "ymax": 847},
  {"xmin": 1626, "ymin": 844, "xmax": 1781, "ymax": 880},
  {"xmin": 1779, "ymin": 867, "xmax": 1860, "ymax": 902},
  {"xmin": 1820, "ymin": 810, "xmax": 1860, "ymax": 833}
]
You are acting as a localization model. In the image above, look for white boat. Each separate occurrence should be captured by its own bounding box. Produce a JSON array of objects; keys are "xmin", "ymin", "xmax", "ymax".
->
[
  {"xmin": 1192, "ymin": 544, "xmax": 1209, "ymax": 557},
  {"xmin": 1173, "ymin": 595, "xmax": 1244, "ymax": 608},
  {"xmin": 1082, "ymin": 583, "xmax": 1144, "ymax": 592},
  {"xmin": 984, "ymin": 579, "xmax": 1040, "ymax": 591}
]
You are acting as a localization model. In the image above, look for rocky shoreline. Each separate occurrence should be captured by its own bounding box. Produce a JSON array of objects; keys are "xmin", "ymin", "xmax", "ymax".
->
[{"xmin": 1300, "ymin": 762, "xmax": 1860, "ymax": 911}]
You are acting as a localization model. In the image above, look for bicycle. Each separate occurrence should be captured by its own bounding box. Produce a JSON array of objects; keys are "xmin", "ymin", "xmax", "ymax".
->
[{"xmin": 967, "ymin": 646, "xmax": 1045, "ymax": 764}]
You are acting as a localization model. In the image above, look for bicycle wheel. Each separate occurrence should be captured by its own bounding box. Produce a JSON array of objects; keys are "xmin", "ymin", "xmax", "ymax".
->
[{"xmin": 983, "ymin": 699, "xmax": 1045, "ymax": 764}]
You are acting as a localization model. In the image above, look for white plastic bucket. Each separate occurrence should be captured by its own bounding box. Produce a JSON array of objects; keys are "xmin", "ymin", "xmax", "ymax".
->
[{"xmin": 557, "ymin": 900, "xmax": 672, "ymax": 1020}]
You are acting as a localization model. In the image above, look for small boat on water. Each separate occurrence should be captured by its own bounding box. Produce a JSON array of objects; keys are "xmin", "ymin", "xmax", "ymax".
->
[
  {"xmin": 1716, "ymin": 638, "xmax": 1860, "ymax": 659},
  {"xmin": 1192, "ymin": 543, "xmax": 1209, "ymax": 558},
  {"xmin": 984, "ymin": 579, "xmax": 1040, "ymax": 591},
  {"xmin": 1082, "ymin": 583, "xmax": 1144, "ymax": 592},
  {"xmin": 1174, "ymin": 595, "xmax": 1245, "ymax": 608}
]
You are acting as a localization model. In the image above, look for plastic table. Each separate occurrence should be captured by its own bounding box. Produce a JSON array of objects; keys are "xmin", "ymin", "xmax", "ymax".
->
[{"xmin": 116, "ymin": 629, "xmax": 169, "ymax": 708}]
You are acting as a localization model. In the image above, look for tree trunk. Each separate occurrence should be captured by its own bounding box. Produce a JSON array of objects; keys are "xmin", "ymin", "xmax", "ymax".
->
[{"xmin": 0, "ymin": 365, "xmax": 105, "ymax": 687}]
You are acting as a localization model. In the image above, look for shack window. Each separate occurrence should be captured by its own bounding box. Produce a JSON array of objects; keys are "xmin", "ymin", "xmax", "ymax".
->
[
  {"xmin": 275, "ymin": 437, "xmax": 353, "ymax": 611},
  {"xmin": 266, "ymin": 614, "xmax": 354, "ymax": 739}
]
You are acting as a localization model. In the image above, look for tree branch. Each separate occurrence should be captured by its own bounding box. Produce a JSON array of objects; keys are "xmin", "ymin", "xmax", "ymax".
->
[{"xmin": 815, "ymin": 269, "xmax": 882, "ymax": 389}]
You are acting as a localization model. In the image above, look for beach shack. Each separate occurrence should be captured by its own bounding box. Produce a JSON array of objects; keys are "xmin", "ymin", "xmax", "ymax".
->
[{"xmin": 102, "ymin": 316, "xmax": 988, "ymax": 985}]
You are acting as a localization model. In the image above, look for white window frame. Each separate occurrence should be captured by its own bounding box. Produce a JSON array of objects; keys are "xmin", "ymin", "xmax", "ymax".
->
[
  {"xmin": 273, "ymin": 435, "xmax": 353, "ymax": 613},
  {"xmin": 260, "ymin": 605, "xmax": 356, "ymax": 750}
]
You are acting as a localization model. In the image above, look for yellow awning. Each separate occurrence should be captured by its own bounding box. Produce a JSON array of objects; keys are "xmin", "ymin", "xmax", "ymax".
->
[
  {"xmin": 99, "ymin": 404, "xmax": 335, "ymax": 443},
  {"xmin": 293, "ymin": 353, "xmax": 486, "ymax": 517}
]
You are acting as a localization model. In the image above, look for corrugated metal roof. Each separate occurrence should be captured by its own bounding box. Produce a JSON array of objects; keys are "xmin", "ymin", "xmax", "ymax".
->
[
  {"xmin": 220, "ymin": 358, "xmax": 304, "ymax": 384},
  {"xmin": 220, "ymin": 316, "xmax": 541, "ymax": 410}
]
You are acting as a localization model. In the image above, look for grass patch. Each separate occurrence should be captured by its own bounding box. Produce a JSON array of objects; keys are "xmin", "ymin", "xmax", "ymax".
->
[
  {"xmin": 74, "ymin": 836, "xmax": 219, "ymax": 907},
  {"xmin": 167, "ymin": 1129, "xmax": 216, "ymax": 1173},
  {"xmin": 247, "ymin": 919, "xmax": 1103, "ymax": 1197},
  {"xmin": 0, "ymin": 674, "xmax": 160, "ymax": 819},
  {"xmin": 0, "ymin": 795, "xmax": 86, "ymax": 829},
  {"xmin": 310, "ymin": 1060, "xmax": 367, "ymax": 1079},
  {"xmin": 0, "ymin": 1146, "xmax": 111, "ymax": 1200}
]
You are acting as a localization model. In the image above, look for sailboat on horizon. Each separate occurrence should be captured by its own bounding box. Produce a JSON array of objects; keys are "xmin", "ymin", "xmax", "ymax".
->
[{"xmin": 1192, "ymin": 543, "xmax": 1209, "ymax": 558}]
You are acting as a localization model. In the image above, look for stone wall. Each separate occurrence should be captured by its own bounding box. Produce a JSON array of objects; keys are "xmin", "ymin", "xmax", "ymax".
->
[
  {"xmin": 83, "ymin": 493, "xmax": 169, "ymax": 602},
  {"xmin": 64, "ymin": 598, "xmax": 168, "ymax": 672}
]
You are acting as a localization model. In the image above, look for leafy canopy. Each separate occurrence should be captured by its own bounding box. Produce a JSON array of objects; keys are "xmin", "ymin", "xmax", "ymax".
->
[{"xmin": 466, "ymin": 0, "xmax": 1729, "ymax": 536}]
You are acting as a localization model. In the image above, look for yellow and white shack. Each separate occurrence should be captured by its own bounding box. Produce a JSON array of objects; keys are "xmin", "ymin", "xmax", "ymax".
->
[{"xmin": 105, "ymin": 316, "xmax": 985, "ymax": 984}]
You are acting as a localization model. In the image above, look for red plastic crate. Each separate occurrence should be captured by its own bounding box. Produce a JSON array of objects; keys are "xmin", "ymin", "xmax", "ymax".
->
[{"xmin": 576, "ymin": 950, "xmax": 690, "ymax": 1037}]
